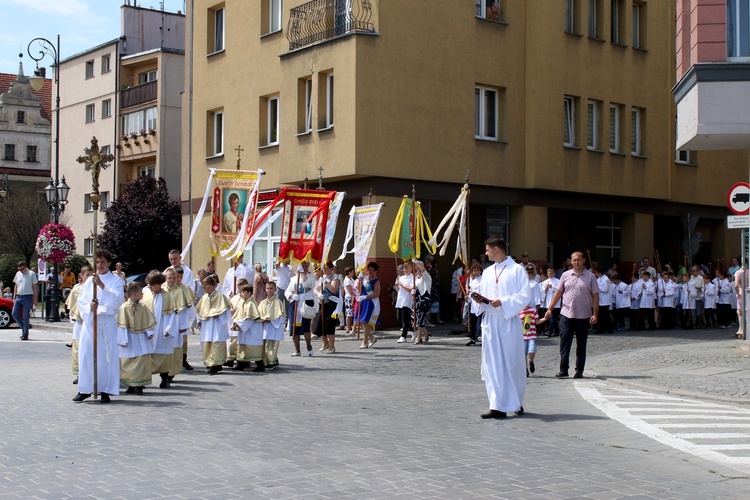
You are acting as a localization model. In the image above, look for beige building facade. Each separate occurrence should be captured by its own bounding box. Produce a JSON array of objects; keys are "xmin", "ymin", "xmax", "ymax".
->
[{"xmin": 184, "ymin": 1, "xmax": 748, "ymax": 323}]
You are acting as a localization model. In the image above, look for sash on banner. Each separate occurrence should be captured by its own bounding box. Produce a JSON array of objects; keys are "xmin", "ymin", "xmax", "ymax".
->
[
  {"xmin": 334, "ymin": 204, "xmax": 383, "ymax": 272},
  {"xmin": 321, "ymin": 192, "xmax": 346, "ymax": 263},
  {"xmin": 388, "ymin": 197, "xmax": 435, "ymax": 261},
  {"xmin": 278, "ymin": 189, "xmax": 336, "ymax": 264},
  {"xmin": 209, "ymin": 169, "xmax": 263, "ymax": 257},
  {"xmin": 428, "ymin": 183, "xmax": 469, "ymax": 266}
]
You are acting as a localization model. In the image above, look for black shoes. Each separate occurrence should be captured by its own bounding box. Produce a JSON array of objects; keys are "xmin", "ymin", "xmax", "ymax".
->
[
  {"xmin": 207, "ymin": 365, "xmax": 223, "ymax": 375},
  {"xmin": 223, "ymin": 360, "xmax": 235, "ymax": 368},
  {"xmin": 555, "ymin": 372, "xmax": 569, "ymax": 378},
  {"xmin": 515, "ymin": 406, "xmax": 524, "ymax": 416},
  {"xmin": 252, "ymin": 361, "xmax": 266, "ymax": 372},
  {"xmin": 529, "ymin": 361, "xmax": 535, "ymax": 373},
  {"xmin": 573, "ymin": 372, "xmax": 583, "ymax": 379},
  {"xmin": 481, "ymin": 410, "xmax": 507, "ymax": 419},
  {"xmin": 20, "ymin": 335, "xmax": 28, "ymax": 341},
  {"xmin": 125, "ymin": 387, "xmax": 137, "ymax": 394},
  {"xmin": 73, "ymin": 393, "xmax": 91, "ymax": 402},
  {"xmin": 125, "ymin": 386, "xmax": 144, "ymax": 394},
  {"xmin": 72, "ymin": 377, "xmax": 78, "ymax": 385},
  {"xmin": 182, "ymin": 353, "xmax": 194, "ymax": 370},
  {"xmin": 466, "ymin": 339, "xmax": 476, "ymax": 346},
  {"xmin": 100, "ymin": 393, "xmax": 111, "ymax": 403}
]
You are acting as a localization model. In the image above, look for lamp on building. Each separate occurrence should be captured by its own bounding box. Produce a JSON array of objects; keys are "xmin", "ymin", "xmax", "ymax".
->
[
  {"xmin": 0, "ymin": 173, "xmax": 8, "ymax": 202},
  {"xmin": 28, "ymin": 35, "xmax": 67, "ymax": 322}
]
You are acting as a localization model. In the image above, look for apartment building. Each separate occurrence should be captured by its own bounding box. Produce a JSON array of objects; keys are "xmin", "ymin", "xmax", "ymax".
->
[
  {"xmin": 55, "ymin": 4, "xmax": 185, "ymax": 259},
  {"xmin": 184, "ymin": 1, "xmax": 748, "ymax": 323}
]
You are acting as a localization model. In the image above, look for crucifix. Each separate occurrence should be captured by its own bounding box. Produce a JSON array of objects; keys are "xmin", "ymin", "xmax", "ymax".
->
[
  {"xmin": 316, "ymin": 166, "xmax": 324, "ymax": 190},
  {"xmin": 234, "ymin": 144, "xmax": 244, "ymax": 170},
  {"xmin": 76, "ymin": 136, "xmax": 114, "ymax": 400}
]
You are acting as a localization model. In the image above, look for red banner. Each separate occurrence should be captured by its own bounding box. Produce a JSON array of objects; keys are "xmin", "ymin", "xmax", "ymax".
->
[{"xmin": 278, "ymin": 188, "xmax": 336, "ymax": 264}]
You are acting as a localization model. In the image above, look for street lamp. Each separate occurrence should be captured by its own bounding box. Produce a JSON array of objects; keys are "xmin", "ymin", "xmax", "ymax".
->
[{"xmin": 28, "ymin": 35, "xmax": 67, "ymax": 322}]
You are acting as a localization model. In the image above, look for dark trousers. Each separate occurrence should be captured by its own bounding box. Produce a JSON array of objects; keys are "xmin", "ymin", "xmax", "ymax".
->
[
  {"xmin": 717, "ymin": 303, "xmax": 731, "ymax": 327},
  {"xmin": 613, "ymin": 307, "xmax": 627, "ymax": 329},
  {"xmin": 468, "ymin": 312, "xmax": 482, "ymax": 340},
  {"xmin": 399, "ymin": 306, "xmax": 413, "ymax": 338},
  {"xmin": 596, "ymin": 307, "xmax": 613, "ymax": 333},
  {"xmin": 636, "ymin": 308, "xmax": 656, "ymax": 330},
  {"xmin": 539, "ymin": 308, "xmax": 560, "ymax": 336},
  {"xmin": 559, "ymin": 316, "xmax": 590, "ymax": 375},
  {"xmin": 659, "ymin": 306, "xmax": 675, "ymax": 330}
]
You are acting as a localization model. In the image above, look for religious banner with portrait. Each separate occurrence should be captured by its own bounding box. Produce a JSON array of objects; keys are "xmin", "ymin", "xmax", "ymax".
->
[
  {"xmin": 209, "ymin": 169, "xmax": 262, "ymax": 256},
  {"xmin": 278, "ymin": 188, "xmax": 336, "ymax": 264}
]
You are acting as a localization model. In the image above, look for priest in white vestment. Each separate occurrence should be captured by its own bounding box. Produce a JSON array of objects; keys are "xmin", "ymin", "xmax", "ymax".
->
[
  {"xmin": 74, "ymin": 251, "xmax": 125, "ymax": 403},
  {"xmin": 475, "ymin": 237, "xmax": 530, "ymax": 419}
]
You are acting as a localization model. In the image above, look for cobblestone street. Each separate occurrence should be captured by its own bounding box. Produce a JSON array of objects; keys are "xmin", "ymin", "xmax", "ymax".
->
[{"xmin": 1, "ymin": 321, "xmax": 749, "ymax": 498}]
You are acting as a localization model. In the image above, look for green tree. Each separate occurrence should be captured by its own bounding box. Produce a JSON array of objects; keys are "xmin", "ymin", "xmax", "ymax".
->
[
  {"xmin": 64, "ymin": 254, "xmax": 91, "ymax": 278},
  {"xmin": 98, "ymin": 176, "xmax": 181, "ymax": 273},
  {"xmin": 0, "ymin": 194, "xmax": 52, "ymax": 265},
  {"xmin": 0, "ymin": 253, "xmax": 25, "ymax": 292}
]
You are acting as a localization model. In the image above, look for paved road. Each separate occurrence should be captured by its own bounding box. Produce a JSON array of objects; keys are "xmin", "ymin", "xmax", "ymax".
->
[{"xmin": 1, "ymin": 321, "xmax": 749, "ymax": 498}]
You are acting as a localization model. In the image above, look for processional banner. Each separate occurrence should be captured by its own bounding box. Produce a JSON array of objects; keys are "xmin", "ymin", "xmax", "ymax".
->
[
  {"xmin": 388, "ymin": 197, "xmax": 435, "ymax": 261},
  {"xmin": 209, "ymin": 169, "xmax": 262, "ymax": 257},
  {"xmin": 278, "ymin": 188, "xmax": 336, "ymax": 264},
  {"xmin": 334, "ymin": 204, "xmax": 384, "ymax": 272}
]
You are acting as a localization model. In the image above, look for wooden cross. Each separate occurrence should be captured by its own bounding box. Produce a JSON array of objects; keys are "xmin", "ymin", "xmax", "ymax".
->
[{"xmin": 234, "ymin": 144, "xmax": 244, "ymax": 170}]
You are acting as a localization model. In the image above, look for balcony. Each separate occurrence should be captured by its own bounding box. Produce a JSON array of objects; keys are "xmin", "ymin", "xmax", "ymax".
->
[
  {"xmin": 286, "ymin": 0, "xmax": 375, "ymax": 52},
  {"xmin": 121, "ymin": 80, "xmax": 157, "ymax": 109}
]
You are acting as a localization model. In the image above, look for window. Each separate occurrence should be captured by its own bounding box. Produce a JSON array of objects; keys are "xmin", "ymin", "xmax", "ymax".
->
[
  {"xmin": 264, "ymin": 95, "xmax": 280, "ymax": 146},
  {"xmin": 17, "ymin": 111, "xmax": 25, "ymax": 124},
  {"xmin": 271, "ymin": 0, "xmax": 282, "ymax": 33},
  {"xmin": 84, "ymin": 238, "xmax": 94, "ymax": 257},
  {"xmin": 588, "ymin": 0, "xmax": 600, "ymax": 37},
  {"xmin": 102, "ymin": 99, "xmax": 112, "ymax": 118},
  {"xmin": 564, "ymin": 96, "xmax": 576, "ymax": 147},
  {"xmin": 676, "ymin": 149, "xmax": 694, "ymax": 164},
  {"xmin": 565, "ymin": 0, "xmax": 576, "ymax": 34},
  {"xmin": 85, "ymin": 60, "xmax": 94, "ymax": 79},
  {"xmin": 587, "ymin": 100, "xmax": 601, "ymax": 150},
  {"xmin": 475, "ymin": 86, "xmax": 498, "ymax": 141},
  {"xmin": 100, "ymin": 145, "xmax": 111, "ymax": 158},
  {"xmin": 595, "ymin": 213, "xmax": 622, "ymax": 261},
  {"xmin": 476, "ymin": 0, "xmax": 502, "ymax": 22},
  {"xmin": 318, "ymin": 71, "xmax": 334, "ymax": 130},
  {"xmin": 609, "ymin": 103, "xmax": 622, "ymax": 153},
  {"xmin": 249, "ymin": 208, "xmax": 283, "ymax": 276},
  {"xmin": 727, "ymin": 0, "xmax": 750, "ymax": 58},
  {"xmin": 209, "ymin": 109, "xmax": 224, "ymax": 156},
  {"xmin": 139, "ymin": 70, "xmax": 157, "ymax": 84},
  {"xmin": 631, "ymin": 107, "xmax": 643, "ymax": 155},
  {"xmin": 209, "ymin": 6, "xmax": 225, "ymax": 54},
  {"xmin": 630, "ymin": 2, "xmax": 646, "ymax": 49},
  {"xmin": 611, "ymin": 0, "xmax": 623, "ymax": 44},
  {"xmin": 26, "ymin": 145, "xmax": 37, "ymax": 162},
  {"xmin": 121, "ymin": 107, "xmax": 158, "ymax": 135},
  {"xmin": 4, "ymin": 144, "xmax": 16, "ymax": 161},
  {"xmin": 85, "ymin": 191, "xmax": 110, "ymax": 213},
  {"xmin": 139, "ymin": 165, "xmax": 156, "ymax": 178},
  {"xmin": 101, "ymin": 54, "xmax": 111, "ymax": 73},
  {"xmin": 298, "ymin": 77, "xmax": 313, "ymax": 134},
  {"xmin": 85, "ymin": 103, "xmax": 95, "ymax": 123}
]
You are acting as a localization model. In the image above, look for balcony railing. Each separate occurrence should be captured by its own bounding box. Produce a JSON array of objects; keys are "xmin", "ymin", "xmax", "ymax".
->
[
  {"xmin": 121, "ymin": 80, "xmax": 157, "ymax": 109},
  {"xmin": 286, "ymin": 0, "xmax": 375, "ymax": 52}
]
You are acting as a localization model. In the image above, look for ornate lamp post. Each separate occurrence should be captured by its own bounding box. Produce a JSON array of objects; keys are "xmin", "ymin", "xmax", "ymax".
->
[{"xmin": 28, "ymin": 35, "xmax": 69, "ymax": 322}]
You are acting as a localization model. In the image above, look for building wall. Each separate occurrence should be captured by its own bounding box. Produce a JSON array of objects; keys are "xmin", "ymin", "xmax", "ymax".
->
[{"xmin": 121, "ymin": 6, "xmax": 186, "ymax": 54}]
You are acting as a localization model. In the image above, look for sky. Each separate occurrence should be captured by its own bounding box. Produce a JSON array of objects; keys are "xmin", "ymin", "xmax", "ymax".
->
[{"xmin": 0, "ymin": 0, "xmax": 186, "ymax": 76}]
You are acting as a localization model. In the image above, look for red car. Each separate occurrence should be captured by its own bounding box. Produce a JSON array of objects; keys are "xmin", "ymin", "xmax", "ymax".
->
[{"xmin": 0, "ymin": 297, "xmax": 15, "ymax": 329}]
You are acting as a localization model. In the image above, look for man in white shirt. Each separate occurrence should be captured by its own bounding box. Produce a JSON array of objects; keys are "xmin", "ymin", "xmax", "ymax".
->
[
  {"xmin": 164, "ymin": 249, "xmax": 194, "ymax": 294},
  {"xmin": 594, "ymin": 269, "xmax": 613, "ymax": 333},
  {"xmin": 539, "ymin": 268, "xmax": 560, "ymax": 337},
  {"xmin": 12, "ymin": 261, "xmax": 38, "ymax": 340},
  {"xmin": 637, "ymin": 272, "xmax": 656, "ymax": 330},
  {"xmin": 222, "ymin": 253, "xmax": 254, "ymax": 298}
]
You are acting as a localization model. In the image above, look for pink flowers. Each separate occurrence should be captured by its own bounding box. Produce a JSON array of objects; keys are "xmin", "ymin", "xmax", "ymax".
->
[{"xmin": 35, "ymin": 223, "xmax": 76, "ymax": 263}]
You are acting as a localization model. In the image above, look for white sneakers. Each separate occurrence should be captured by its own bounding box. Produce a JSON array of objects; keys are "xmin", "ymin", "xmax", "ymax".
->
[
  {"xmin": 291, "ymin": 352, "xmax": 301, "ymax": 357},
  {"xmin": 397, "ymin": 337, "xmax": 407, "ymax": 343}
]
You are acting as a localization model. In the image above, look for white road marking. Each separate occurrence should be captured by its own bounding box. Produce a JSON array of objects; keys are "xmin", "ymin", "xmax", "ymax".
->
[{"xmin": 576, "ymin": 380, "xmax": 750, "ymax": 474}]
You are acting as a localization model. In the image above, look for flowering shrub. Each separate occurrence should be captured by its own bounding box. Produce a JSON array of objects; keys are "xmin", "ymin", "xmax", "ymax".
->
[{"xmin": 35, "ymin": 223, "xmax": 76, "ymax": 264}]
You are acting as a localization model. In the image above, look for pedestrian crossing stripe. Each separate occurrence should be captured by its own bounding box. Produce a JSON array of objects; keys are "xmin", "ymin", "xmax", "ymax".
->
[{"xmin": 575, "ymin": 381, "xmax": 750, "ymax": 474}]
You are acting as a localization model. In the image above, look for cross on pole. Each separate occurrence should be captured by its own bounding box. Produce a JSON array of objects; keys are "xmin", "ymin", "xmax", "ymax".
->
[
  {"xmin": 317, "ymin": 166, "xmax": 324, "ymax": 190},
  {"xmin": 234, "ymin": 144, "xmax": 244, "ymax": 170}
]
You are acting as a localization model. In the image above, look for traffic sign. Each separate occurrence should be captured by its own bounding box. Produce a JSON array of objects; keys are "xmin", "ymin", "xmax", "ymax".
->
[
  {"xmin": 727, "ymin": 182, "xmax": 750, "ymax": 215},
  {"xmin": 727, "ymin": 215, "xmax": 750, "ymax": 229}
]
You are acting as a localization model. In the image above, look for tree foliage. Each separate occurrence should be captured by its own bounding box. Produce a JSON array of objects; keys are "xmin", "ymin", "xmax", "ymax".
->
[
  {"xmin": 0, "ymin": 253, "xmax": 25, "ymax": 291},
  {"xmin": 0, "ymin": 193, "xmax": 52, "ymax": 265},
  {"xmin": 64, "ymin": 254, "xmax": 91, "ymax": 278},
  {"xmin": 98, "ymin": 176, "xmax": 181, "ymax": 273}
]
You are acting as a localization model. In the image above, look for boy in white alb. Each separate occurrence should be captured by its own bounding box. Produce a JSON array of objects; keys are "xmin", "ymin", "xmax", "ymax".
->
[
  {"xmin": 117, "ymin": 282, "xmax": 157, "ymax": 395},
  {"xmin": 260, "ymin": 281, "xmax": 285, "ymax": 370},
  {"xmin": 196, "ymin": 275, "xmax": 232, "ymax": 374},
  {"xmin": 232, "ymin": 284, "xmax": 264, "ymax": 371},
  {"xmin": 142, "ymin": 271, "xmax": 178, "ymax": 388},
  {"xmin": 67, "ymin": 266, "xmax": 93, "ymax": 384}
]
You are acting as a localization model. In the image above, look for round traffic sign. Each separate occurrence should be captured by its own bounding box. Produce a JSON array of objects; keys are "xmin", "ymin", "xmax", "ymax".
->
[{"xmin": 727, "ymin": 182, "xmax": 750, "ymax": 215}]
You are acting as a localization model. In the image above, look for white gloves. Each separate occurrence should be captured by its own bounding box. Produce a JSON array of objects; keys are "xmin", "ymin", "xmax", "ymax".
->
[
  {"xmin": 292, "ymin": 294, "xmax": 300, "ymax": 301},
  {"xmin": 356, "ymin": 295, "xmax": 366, "ymax": 302}
]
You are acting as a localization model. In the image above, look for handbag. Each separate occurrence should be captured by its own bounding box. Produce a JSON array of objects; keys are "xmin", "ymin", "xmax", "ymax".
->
[{"xmin": 300, "ymin": 298, "xmax": 319, "ymax": 319}]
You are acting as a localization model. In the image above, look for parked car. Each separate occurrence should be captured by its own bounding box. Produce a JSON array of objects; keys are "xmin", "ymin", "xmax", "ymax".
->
[
  {"xmin": 0, "ymin": 297, "xmax": 16, "ymax": 329},
  {"xmin": 125, "ymin": 273, "xmax": 148, "ymax": 286}
]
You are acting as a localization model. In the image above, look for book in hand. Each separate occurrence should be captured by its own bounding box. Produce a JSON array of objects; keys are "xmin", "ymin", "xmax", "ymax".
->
[{"xmin": 470, "ymin": 292, "xmax": 491, "ymax": 304}]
